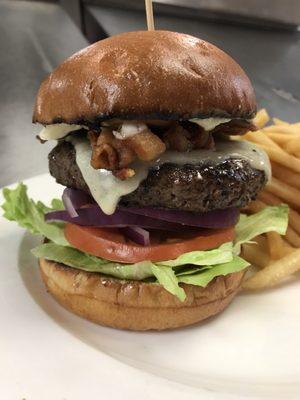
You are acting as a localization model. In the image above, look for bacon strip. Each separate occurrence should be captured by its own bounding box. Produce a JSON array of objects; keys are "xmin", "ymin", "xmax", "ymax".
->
[
  {"xmin": 88, "ymin": 119, "xmax": 254, "ymax": 179},
  {"xmin": 211, "ymin": 119, "xmax": 257, "ymax": 135}
]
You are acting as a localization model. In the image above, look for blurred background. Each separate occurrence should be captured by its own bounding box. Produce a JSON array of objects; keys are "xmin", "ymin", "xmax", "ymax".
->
[{"xmin": 1, "ymin": 0, "xmax": 300, "ymax": 186}]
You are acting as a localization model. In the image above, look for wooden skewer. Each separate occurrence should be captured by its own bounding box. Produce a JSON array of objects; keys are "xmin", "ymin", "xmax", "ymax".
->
[{"xmin": 145, "ymin": 0, "xmax": 155, "ymax": 30}]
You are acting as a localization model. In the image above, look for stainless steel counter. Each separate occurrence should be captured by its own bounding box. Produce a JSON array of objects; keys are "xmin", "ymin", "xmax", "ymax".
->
[{"xmin": 0, "ymin": 1, "xmax": 88, "ymax": 187}]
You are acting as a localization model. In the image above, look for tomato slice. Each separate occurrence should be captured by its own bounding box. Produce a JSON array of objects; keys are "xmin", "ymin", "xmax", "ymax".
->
[{"xmin": 65, "ymin": 224, "xmax": 234, "ymax": 263}]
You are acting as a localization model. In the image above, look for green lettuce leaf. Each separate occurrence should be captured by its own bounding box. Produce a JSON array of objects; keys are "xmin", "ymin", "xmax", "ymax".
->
[
  {"xmin": 50, "ymin": 198, "xmax": 64, "ymax": 210},
  {"xmin": 234, "ymin": 204, "xmax": 289, "ymax": 254},
  {"xmin": 151, "ymin": 264, "xmax": 186, "ymax": 301},
  {"xmin": 159, "ymin": 242, "xmax": 233, "ymax": 267},
  {"xmin": 32, "ymin": 243, "xmax": 154, "ymax": 280},
  {"xmin": 178, "ymin": 257, "xmax": 249, "ymax": 286},
  {"xmin": 2, "ymin": 183, "xmax": 68, "ymax": 246},
  {"xmin": 175, "ymin": 266, "xmax": 211, "ymax": 277}
]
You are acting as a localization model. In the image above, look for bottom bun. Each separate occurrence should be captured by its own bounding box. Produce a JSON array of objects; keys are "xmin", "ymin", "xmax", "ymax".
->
[{"xmin": 39, "ymin": 258, "xmax": 245, "ymax": 331}]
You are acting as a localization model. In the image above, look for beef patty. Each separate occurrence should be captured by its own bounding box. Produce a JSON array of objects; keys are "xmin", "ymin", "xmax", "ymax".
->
[{"xmin": 49, "ymin": 141, "xmax": 267, "ymax": 213}]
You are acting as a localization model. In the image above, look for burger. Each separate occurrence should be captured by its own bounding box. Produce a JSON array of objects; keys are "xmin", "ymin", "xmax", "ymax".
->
[{"xmin": 2, "ymin": 31, "xmax": 287, "ymax": 330}]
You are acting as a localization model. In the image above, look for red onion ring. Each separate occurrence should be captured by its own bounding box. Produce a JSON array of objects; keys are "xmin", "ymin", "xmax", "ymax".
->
[
  {"xmin": 62, "ymin": 188, "xmax": 93, "ymax": 218},
  {"xmin": 122, "ymin": 226, "xmax": 150, "ymax": 246},
  {"xmin": 118, "ymin": 206, "xmax": 239, "ymax": 229},
  {"xmin": 45, "ymin": 207, "xmax": 185, "ymax": 231}
]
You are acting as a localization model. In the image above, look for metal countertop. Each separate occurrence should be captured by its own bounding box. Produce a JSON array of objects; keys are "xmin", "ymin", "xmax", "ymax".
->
[{"xmin": 0, "ymin": 1, "xmax": 88, "ymax": 187}]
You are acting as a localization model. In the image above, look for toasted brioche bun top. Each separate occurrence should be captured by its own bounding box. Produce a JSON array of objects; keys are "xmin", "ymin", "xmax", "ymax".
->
[{"xmin": 33, "ymin": 30, "xmax": 256, "ymax": 125}]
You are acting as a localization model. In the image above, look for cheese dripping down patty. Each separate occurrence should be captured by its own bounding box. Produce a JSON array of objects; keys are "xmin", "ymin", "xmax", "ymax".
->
[{"xmin": 66, "ymin": 136, "xmax": 271, "ymax": 215}]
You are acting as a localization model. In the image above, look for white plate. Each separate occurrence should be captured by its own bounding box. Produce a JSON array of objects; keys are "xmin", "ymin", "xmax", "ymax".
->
[{"xmin": 1, "ymin": 174, "xmax": 300, "ymax": 400}]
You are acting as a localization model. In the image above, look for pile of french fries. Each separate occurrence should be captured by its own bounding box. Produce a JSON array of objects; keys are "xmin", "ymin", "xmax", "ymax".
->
[{"xmin": 238, "ymin": 109, "xmax": 300, "ymax": 290}]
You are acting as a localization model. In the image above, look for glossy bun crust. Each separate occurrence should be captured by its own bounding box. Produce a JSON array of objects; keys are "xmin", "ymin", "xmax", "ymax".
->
[
  {"xmin": 33, "ymin": 31, "xmax": 256, "ymax": 125},
  {"xmin": 39, "ymin": 258, "xmax": 245, "ymax": 331}
]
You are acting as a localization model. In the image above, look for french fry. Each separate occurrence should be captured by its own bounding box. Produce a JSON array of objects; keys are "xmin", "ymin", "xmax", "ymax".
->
[
  {"xmin": 262, "ymin": 125, "xmax": 296, "ymax": 134},
  {"xmin": 244, "ymin": 131, "xmax": 281, "ymax": 150},
  {"xmin": 242, "ymin": 248, "xmax": 300, "ymax": 290},
  {"xmin": 285, "ymin": 226, "xmax": 300, "ymax": 248},
  {"xmin": 257, "ymin": 190, "xmax": 280, "ymax": 206},
  {"xmin": 241, "ymin": 243, "xmax": 270, "ymax": 268},
  {"xmin": 264, "ymin": 122, "xmax": 300, "ymax": 134},
  {"xmin": 266, "ymin": 231, "xmax": 285, "ymax": 259},
  {"xmin": 254, "ymin": 234, "xmax": 268, "ymax": 250},
  {"xmin": 285, "ymin": 137, "xmax": 300, "ymax": 155},
  {"xmin": 273, "ymin": 117, "xmax": 289, "ymax": 126},
  {"xmin": 258, "ymin": 144, "xmax": 300, "ymax": 173},
  {"xmin": 253, "ymin": 108, "xmax": 270, "ymax": 128},
  {"xmin": 244, "ymin": 199, "xmax": 267, "ymax": 214},
  {"xmin": 288, "ymin": 123, "xmax": 300, "ymax": 132},
  {"xmin": 288, "ymin": 209, "xmax": 300, "ymax": 235},
  {"xmin": 242, "ymin": 110, "xmax": 300, "ymax": 291},
  {"xmin": 263, "ymin": 132, "xmax": 295, "ymax": 146},
  {"xmin": 282, "ymin": 240, "xmax": 297, "ymax": 255},
  {"xmin": 266, "ymin": 177, "xmax": 300, "ymax": 210},
  {"xmin": 271, "ymin": 163, "xmax": 300, "ymax": 190}
]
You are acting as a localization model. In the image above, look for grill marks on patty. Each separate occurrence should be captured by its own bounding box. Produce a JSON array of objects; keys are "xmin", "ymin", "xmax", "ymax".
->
[
  {"xmin": 121, "ymin": 161, "xmax": 266, "ymax": 212},
  {"xmin": 49, "ymin": 141, "xmax": 266, "ymax": 213}
]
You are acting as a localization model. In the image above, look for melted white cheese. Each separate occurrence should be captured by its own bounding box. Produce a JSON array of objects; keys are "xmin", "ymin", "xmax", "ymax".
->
[
  {"xmin": 68, "ymin": 136, "xmax": 271, "ymax": 215},
  {"xmin": 189, "ymin": 117, "xmax": 231, "ymax": 131},
  {"xmin": 154, "ymin": 140, "xmax": 271, "ymax": 181},
  {"xmin": 113, "ymin": 121, "xmax": 147, "ymax": 140},
  {"xmin": 38, "ymin": 123, "xmax": 86, "ymax": 141},
  {"xmin": 68, "ymin": 136, "xmax": 149, "ymax": 215}
]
